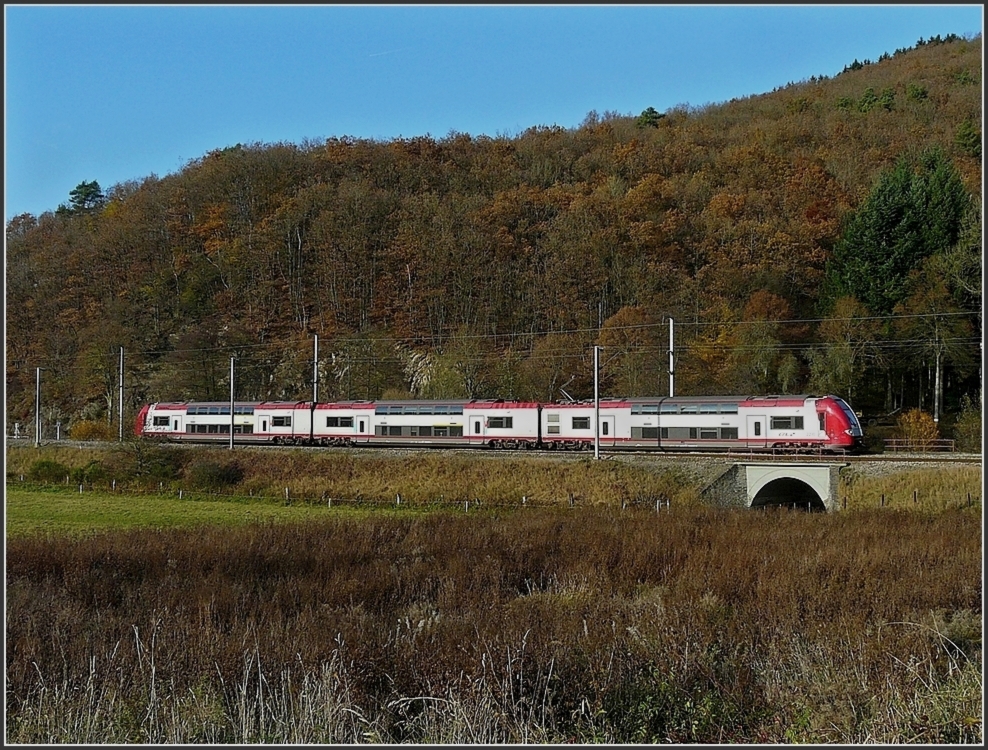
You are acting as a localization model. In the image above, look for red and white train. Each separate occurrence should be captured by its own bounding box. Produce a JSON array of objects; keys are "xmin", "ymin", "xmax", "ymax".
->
[{"xmin": 135, "ymin": 394, "xmax": 864, "ymax": 453}]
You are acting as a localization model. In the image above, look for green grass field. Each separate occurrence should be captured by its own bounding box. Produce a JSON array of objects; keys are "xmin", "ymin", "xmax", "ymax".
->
[{"xmin": 4, "ymin": 486, "xmax": 408, "ymax": 538}]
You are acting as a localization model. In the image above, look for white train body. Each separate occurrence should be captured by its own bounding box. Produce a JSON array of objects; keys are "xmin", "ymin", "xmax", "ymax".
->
[{"xmin": 136, "ymin": 394, "xmax": 862, "ymax": 453}]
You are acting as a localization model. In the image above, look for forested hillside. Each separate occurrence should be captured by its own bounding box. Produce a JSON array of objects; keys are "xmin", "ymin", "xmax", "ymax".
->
[{"xmin": 5, "ymin": 34, "xmax": 982, "ymax": 438}]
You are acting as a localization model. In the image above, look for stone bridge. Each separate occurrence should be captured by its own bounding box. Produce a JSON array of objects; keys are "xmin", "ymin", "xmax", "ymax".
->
[{"xmin": 701, "ymin": 462, "xmax": 849, "ymax": 511}]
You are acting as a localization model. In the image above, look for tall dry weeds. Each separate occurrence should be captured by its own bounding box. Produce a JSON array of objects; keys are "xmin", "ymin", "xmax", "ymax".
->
[{"xmin": 6, "ymin": 506, "xmax": 981, "ymax": 743}]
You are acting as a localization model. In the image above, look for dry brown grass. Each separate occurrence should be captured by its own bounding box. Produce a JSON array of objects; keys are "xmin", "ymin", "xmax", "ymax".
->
[
  {"xmin": 840, "ymin": 465, "xmax": 982, "ymax": 511},
  {"xmin": 6, "ymin": 505, "xmax": 981, "ymax": 743}
]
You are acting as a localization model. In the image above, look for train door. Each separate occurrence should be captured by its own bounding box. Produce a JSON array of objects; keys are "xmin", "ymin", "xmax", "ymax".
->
[
  {"xmin": 746, "ymin": 415, "xmax": 765, "ymax": 447},
  {"xmin": 600, "ymin": 415, "xmax": 616, "ymax": 447}
]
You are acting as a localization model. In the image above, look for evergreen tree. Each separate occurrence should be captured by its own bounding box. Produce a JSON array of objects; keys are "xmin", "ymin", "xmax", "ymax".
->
[
  {"xmin": 67, "ymin": 180, "xmax": 105, "ymax": 212},
  {"xmin": 954, "ymin": 119, "xmax": 981, "ymax": 159},
  {"xmin": 822, "ymin": 149, "xmax": 970, "ymax": 315},
  {"xmin": 636, "ymin": 107, "xmax": 664, "ymax": 128}
]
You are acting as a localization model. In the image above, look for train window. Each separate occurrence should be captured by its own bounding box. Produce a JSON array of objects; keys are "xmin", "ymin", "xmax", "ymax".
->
[
  {"xmin": 700, "ymin": 429, "xmax": 718, "ymax": 439},
  {"xmin": 418, "ymin": 426, "xmax": 432, "ymax": 437},
  {"xmin": 699, "ymin": 404, "xmax": 718, "ymax": 414},
  {"xmin": 572, "ymin": 417, "xmax": 590, "ymax": 430},
  {"xmin": 795, "ymin": 416, "xmax": 803, "ymax": 429},
  {"xmin": 547, "ymin": 414, "xmax": 559, "ymax": 423},
  {"xmin": 719, "ymin": 404, "xmax": 738, "ymax": 413},
  {"xmin": 631, "ymin": 404, "xmax": 659, "ymax": 415},
  {"xmin": 326, "ymin": 417, "xmax": 354, "ymax": 428},
  {"xmin": 433, "ymin": 406, "xmax": 448, "ymax": 414},
  {"xmin": 770, "ymin": 416, "xmax": 804, "ymax": 430},
  {"xmin": 187, "ymin": 425, "xmax": 195, "ymax": 433},
  {"xmin": 488, "ymin": 417, "xmax": 513, "ymax": 429},
  {"xmin": 660, "ymin": 404, "xmax": 678, "ymax": 413},
  {"xmin": 602, "ymin": 422, "xmax": 609, "ymax": 436},
  {"xmin": 235, "ymin": 406, "xmax": 254, "ymax": 415},
  {"xmin": 272, "ymin": 416, "xmax": 292, "ymax": 427},
  {"xmin": 689, "ymin": 428, "xmax": 698, "ymax": 439},
  {"xmin": 680, "ymin": 405, "xmax": 698, "ymax": 414},
  {"xmin": 375, "ymin": 406, "xmax": 389, "ymax": 415},
  {"xmin": 641, "ymin": 427, "xmax": 658, "ymax": 439},
  {"xmin": 152, "ymin": 416, "xmax": 170, "ymax": 427},
  {"xmin": 547, "ymin": 425, "xmax": 560, "ymax": 434},
  {"xmin": 818, "ymin": 413, "xmax": 825, "ymax": 431},
  {"xmin": 389, "ymin": 426, "xmax": 402, "ymax": 436},
  {"xmin": 754, "ymin": 422, "xmax": 761, "ymax": 436},
  {"xmin": 449, "ymin": 426, "xmax": 464, "ymax": 437},
  {"xmin": 720, "ymin": 428, "xmax": 738, "ymax": 440},
  {"xmin": 450, "ymin": 406, "xmax": 464, "ymax": 415},
  {"xmin": 434, "ymin": 426, "xmax": 448, "ymax": 437},
  {"xmin": 375, "ymin": 426, "xmax": 386, "ymax": 436},
  {"xmin": 234, "ymin": 425, "xmax": 254, "ymax": 434}
]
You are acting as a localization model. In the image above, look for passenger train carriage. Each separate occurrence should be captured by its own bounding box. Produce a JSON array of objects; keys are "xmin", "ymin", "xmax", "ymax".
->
[{"xmin": 136, "ymin": 394, "xmax": 863, "ymax": 453}]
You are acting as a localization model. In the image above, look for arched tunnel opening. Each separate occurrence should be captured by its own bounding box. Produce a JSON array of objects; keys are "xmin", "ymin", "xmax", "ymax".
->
[{"xmin": 751, "ymin": 477, "xmax": 827, "ymax": 512}]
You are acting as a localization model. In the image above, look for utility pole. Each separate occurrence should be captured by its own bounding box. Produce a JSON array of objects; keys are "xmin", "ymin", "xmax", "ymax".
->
[
  {"xmin": 118, "ymin": 346, "xmax": 125, "ymax": 441},
  {"xmin": 229, "ymin": 357, "xmax": 235, "ymax": 451},
  {"xmin": 594, "ymin": 345, "xmax": 601, "ymax": 460},
  {"xmin": 35, "ymin": 367, "xmax": 41, "ymax": 448},
  {"xmin": 311, "ymin": 334, "xmax": 319, "ymax": 444},
  {"xmin": 668, "ymin": 317, "xmax": 675, "ymax": 398},
  {"xmin": 313, "ymin": 334, "xmax": 319, "ymax": 403}
]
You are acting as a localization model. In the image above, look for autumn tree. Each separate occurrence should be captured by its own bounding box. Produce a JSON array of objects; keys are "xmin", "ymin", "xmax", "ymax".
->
[
  {"xmin": 892, "ymin": 256, "xmax": 976, "ymax": 423},
  {"xmin": 806, "ymin": 296, "xmax": 883, "ymax": 403},
  {"xmin": 596, "ymin": 306, "xmax": 665, "ymax": 397}
]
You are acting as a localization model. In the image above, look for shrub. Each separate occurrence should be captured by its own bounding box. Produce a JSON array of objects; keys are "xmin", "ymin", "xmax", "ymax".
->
[
  {"xmin": 894, "ymin": 409, "xmax": 940, "ymax": 449},
  {"xmin": 27, "ymin": 459, "xmax": 71, "ymax": 483},
  {"xmin": 186, "ymin": 460, "xmax": 245, "ymax": 490},
  {"xmin": 951, "ymin": 395, "xmax": 981, "ymax": 453},
  {"xmin": 70, "ymin": 420, "xmax": 114, "ymax": 441},
  {"xmin": 110, "ymin": 441, "xmax": 185, "ymax": 481},
  {"xmin": 70, "ymin": 460, "xmax": 110, "ymax": 486}
]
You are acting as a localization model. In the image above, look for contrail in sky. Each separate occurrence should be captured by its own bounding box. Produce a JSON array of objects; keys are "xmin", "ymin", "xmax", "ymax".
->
[{"xmin": 369, "ymin": 47, "xmax": 410, "ymax": 57}]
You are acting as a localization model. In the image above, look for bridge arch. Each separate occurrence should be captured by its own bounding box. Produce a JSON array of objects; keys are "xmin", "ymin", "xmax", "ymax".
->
[{"xmin": 750, "ymin": 476, "xmax": 826, "ymax": 512}]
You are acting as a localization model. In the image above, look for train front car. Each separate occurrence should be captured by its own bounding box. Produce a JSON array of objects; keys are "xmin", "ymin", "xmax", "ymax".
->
[
  {"xmin": 814, "ymin": 395, "xmax": 865, "ymax": 453},
  {"xmin": 134, "ymin": 404, "xmax": 152, "ymax": 437}
]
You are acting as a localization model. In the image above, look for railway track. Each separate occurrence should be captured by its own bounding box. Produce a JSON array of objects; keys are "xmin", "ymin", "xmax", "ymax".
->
[{"xmin": 9, "ymin": 438, "xmax": 981, "ymax": 464}]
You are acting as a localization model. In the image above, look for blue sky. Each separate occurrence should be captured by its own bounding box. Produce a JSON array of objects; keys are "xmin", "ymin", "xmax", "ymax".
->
[{"xmin": 4, "ymin": 4, "xmax": 983, "ymax": 221}]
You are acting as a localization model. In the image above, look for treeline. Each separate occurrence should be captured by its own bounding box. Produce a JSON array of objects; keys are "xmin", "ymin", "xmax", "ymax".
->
[{"xmin": 5, "ymin": 34, "xmax": 982, "ymax": 435}]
